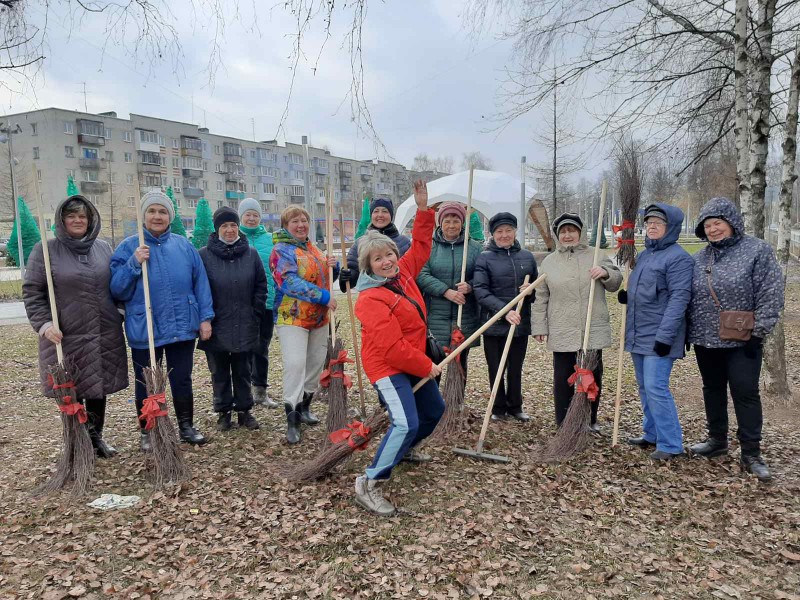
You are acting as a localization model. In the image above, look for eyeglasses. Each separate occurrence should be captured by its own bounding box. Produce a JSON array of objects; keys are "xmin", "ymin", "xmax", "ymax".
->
[{"xmin": 644, "ymin": 221, "xmax": 666, "ymax": 228}]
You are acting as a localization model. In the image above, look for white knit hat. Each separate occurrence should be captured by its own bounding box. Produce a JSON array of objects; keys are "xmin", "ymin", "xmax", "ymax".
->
[
  {"xmin": 238, "ymin": 197, "xmax": 262, "ymax": 218},
  {"xmin": 141, "ymin": 191, "xmax": 174, "ymax": 221}
]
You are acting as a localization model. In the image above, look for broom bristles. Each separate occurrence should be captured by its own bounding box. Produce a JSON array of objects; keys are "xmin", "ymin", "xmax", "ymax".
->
[
  {"xmin": 34, "ymin": 359, "xmax": 95, "ymax": 496},
  {"xmin": 429, "ymin": 361, "xmax": 466, "ymax": 443},
  {"xmin": 324, "ymin": 338, "xmax": 349, "ymax": 439},
  {"xmin": 142, "ymin": 365, "xmax": 190, "ymax": 487},
  {"xmin": 538, "ymin": 350, "xmax": 600, "ymax": 463},
  {"xmin": 285, "ymin": 410, "xmax": 389, "ymax": 481}
]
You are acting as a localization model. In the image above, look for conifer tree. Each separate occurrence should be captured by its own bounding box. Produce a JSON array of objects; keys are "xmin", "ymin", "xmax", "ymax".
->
[
  {"xmin": 8, "ymin": 196, "xmax": 42, "ymax": 267},
  {"xmin": 192, "ymin": 198, "xmax": 214, "ymax": 249},
  {"xmin": 165, "ymin": 186, "xmax": 188, "ymax": 237}
]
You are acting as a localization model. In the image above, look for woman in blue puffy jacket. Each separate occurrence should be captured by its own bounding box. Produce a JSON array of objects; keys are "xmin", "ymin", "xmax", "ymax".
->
[
  {"xmin": 621, "ymin": 203, "xmax": 693, "ymax": 461},
  {"xmin": 111, "ymin": 191, "xmax": 215, "ymax": 451}
]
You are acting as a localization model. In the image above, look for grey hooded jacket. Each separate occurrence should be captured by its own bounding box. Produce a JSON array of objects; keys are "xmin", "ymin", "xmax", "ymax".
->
[{"xmin": 688, "ymin": 197, "xmax": 784, "ymax": 348}]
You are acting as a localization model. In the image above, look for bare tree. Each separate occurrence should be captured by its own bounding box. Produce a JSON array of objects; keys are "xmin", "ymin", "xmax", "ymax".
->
[
  {"xmin": 461, "ymin": 151, "xmax": 493, "ymax": 171},
  {"xmin": 412, "ymin": 153, "xmax": 454, "ymax": 174}
]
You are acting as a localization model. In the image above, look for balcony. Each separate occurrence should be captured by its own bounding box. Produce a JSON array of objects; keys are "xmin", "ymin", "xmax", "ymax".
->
[
  {"xmin": 79, "ymin": 158, "xmax": 103, "ymax": 170},
  {"xmin": 289, "ymin": 195, "xmax": 305, "ymax": 204},
  {"xmin": 182, "ymin": 168, "xmax": 203, "ymax": 178},
  {"xmin": 255, "ymin": 155, "xmax": 277, "ymax": 167},
  {"xmin": 225, "ymin": 190, "xmax": 245, "ymax": 200},
  {"xmin": 225, "ymin": 171, "xmax": 245, "ymax": 183},
  {"xmin": 223, "ymin": 145, "xmax": 243, "ymax": 162},
  {"xmin": 258, "ymin": 174, "xmax": 276, "ymax": 184},
  {"xmin": 339, "ymin": 163, "xmax": 352, "ymax": 173},
  {"xmin": 376, "ymin": 183, "xmax": 391, "ymax": 194},
  {"xmin": 137, "ymin": 162, "xmax": 162, "ymax": 174},
  {"xmin": 181, "ymin": 136, "xmax": 203, "ymax": 157},
  {"xmin": 80, "ymin": 181, "xmax": 109, "ymax": 194},
  {"xmin": 78, "ymin": 133, "xmax": 105, "ymax": 146},
  {"xmin": 360, "ymin": 172, "xmax": 372, "ymax": 180},
  {"xmin": 259, "ymin": 191, "xmax": 277, "ymax": 202},
  {"xmin": 183, "ymin": 187, "xmax": 203, "ymax": 198},
  {"xmin": 313, "ymin": 163, "xmax": 329, "ymax": 175}
]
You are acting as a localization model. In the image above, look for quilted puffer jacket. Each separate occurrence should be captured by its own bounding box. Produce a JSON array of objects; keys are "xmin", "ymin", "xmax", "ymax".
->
[
  {"xmin": 531, "ymin": 229, "xmax": 622, "ymax": 352},
  {"xmin": 688, "ymin": 197, "xmax": 784, "ymax": 347},
  {"xmin": 23, "ymin": 196, "xmax": 129, "ymax": 398}
]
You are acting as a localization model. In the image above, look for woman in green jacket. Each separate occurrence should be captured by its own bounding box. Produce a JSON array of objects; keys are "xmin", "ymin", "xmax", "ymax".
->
[
  {"xmin": 416, "ymin": 202, "xmax": 483, "ymax": 374},
  {"xmin": 238, "ymin": 198, "xmax": 278, "ymax": 407}
]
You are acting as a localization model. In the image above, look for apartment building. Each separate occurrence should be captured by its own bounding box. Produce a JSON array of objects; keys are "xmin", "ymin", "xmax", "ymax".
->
[{"xmin": 0, "ymin": 108, "xmax": 412, "ymax": 244}]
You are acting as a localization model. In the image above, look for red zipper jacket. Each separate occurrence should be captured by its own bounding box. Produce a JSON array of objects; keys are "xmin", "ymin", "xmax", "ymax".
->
[{"xmin": 354, "ymin": 208, "xmax": 436, "ymax": 383}]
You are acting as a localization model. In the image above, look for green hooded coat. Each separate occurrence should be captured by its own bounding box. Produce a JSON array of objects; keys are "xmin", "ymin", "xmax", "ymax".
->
[{"xmin": 240, "ymin": 224, "xmax": 276, "ymax": 308}]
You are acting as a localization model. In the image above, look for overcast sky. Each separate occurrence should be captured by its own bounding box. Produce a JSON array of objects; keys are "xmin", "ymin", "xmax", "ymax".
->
[{"xmin": 4, "ymin": 0, "xmax": 603, "ymax": 186}]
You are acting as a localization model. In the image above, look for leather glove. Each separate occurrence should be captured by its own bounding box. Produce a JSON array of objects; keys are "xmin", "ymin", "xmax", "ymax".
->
[
  {"xmin": 340, "ymin": 268, "xmax": 353, "ymax": 283},
  {"xmin": 685, "ymin": 341, "xmax": 692, "ymax": 354},
  {"xmin": 653, "ymin": 341, "xmax": 671, "ymax": 357},
  {"xmin": 743, "ymin": 336, "xmax": 763, "ymax": 359},
  {"xmin": 617, "ymin": 290, "xmax": 628, "ymax": 305}
]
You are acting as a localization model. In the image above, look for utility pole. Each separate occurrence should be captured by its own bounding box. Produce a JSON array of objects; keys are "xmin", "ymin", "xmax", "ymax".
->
[
  {"xmin": 520, "ymin": 156, "xmax": 526, "ymax": 246},
  {"xmin": 302, "ymin": 135, "xmax": 314, "ymax": 237},
  {"xmin": 1, "ymin": 123, "xmax": 26, "ymax": 278},
  {"xmin": 108, "ymin": 168, "xmax": 116, "ymax": 248},
  {"xmin": 552, "ymin": 77, "xmax": 558, "ymax": 217},
  {"xmin": 82, "ymin": 82, "xmax": 88, "ymax": 113}
]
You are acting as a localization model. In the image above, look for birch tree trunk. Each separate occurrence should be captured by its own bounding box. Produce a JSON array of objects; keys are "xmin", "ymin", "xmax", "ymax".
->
[
  {"xmin": 762, "ymin": 42, "xmax": 799, "ymax": 402},
  {"xmin": 746, "ymin": 0, "xmax": 777, "ymax": 239},
  {"xmin": 734, "ymin": 0, "xmax": 751, "ymax": 217}
]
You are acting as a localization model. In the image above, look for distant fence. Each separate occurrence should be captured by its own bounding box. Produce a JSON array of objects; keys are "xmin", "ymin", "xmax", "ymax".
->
[{"xmin": 765, "ymin": 228, "xmax": 800, "ymax": 258}]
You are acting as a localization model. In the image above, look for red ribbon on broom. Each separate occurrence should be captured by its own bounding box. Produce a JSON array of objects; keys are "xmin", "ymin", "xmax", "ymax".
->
[
  {"xmin": 614, "ymin": 220, "xmax": 636, "ymax": 248},
  {"xmin": 139, "ymin": 392, "xmax": 168, "ymax": 431},
  {"xmin": 47, "ymin": 375, "xmax": 87, "ymax": 423},
  {"xmin": 568, "ymin": 367, "xmax": 600, "ymax": 402},
  {"xmin": 320, "ymin": 350, "xmax": 354, "ymax": 389},
  {"xmin": 445, "ymin": 328, "xmax": 465, "ymax": 354},
  {"xmin": 328, "ymin": 420, "xmax": 371, "ymax": 450}
]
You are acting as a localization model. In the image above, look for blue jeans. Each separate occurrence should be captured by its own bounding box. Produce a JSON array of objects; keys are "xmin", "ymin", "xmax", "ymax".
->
[
  {"xmin": 365, "ymin": 374, "xmax": 445, "ymax": 480},
  {"xmin": 630, "ymin": 353, "xmax": 683, "ymax": 454}
]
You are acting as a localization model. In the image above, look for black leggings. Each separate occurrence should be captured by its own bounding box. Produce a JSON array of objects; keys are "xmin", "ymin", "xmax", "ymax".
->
[{"xmin": 553, "ymin": 351, "xmax": 603, "ymax": 426}]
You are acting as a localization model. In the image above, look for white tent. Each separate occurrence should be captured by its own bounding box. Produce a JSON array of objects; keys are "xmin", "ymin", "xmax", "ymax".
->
[{"xmin": 394, "ymin": 170, "xmax": 536, "ymax": 243}]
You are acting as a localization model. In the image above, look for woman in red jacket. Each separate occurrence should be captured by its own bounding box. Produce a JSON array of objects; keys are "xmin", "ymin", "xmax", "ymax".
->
[{"xmin": 353, "ymin": 180, "xmax": 444, "ymax": 516}]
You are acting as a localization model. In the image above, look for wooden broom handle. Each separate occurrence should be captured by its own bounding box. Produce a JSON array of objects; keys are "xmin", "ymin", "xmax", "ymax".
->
[
  {"xmin": 581, "ymin": 180, "xmax": 607, "ymax": 351},
  {"xmin": 413, "ymin": 273, "xmax": 547, "ymax": 392},
  {"xmin": 475, "ymin": 274, "xmax": 530, "ymax": 453},
  {"xmin": 456, "ymin": 167, "xmax": 474, "ymax": 328},
  {"xmin": 32, "ymin": 165, "xmax": 64, "ymax": 364},
  {"xmin": 611, "ymin": 264, "xmax": 629, "ymax": 447},
  {"xmin": 326, "ymin": 184, "xmax": 336, "ymax": 345},
  {"xmin": 340, "ymin": 212, "xmax": 367, "ymax": 416},
  {"xmin": 134, "ymin": 183, "xmax": 158, "ymax": 368}
]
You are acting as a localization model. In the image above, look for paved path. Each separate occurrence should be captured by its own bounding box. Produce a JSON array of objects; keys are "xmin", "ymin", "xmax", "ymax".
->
[{"xmin": 0, "ymin": 302, "xmax": 28, "ymax": 326}]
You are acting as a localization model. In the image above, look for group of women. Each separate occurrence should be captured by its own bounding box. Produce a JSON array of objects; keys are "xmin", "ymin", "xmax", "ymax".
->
[{"xmin": 23, "ymin": 182, "xmax": 783, "ymax": 517}]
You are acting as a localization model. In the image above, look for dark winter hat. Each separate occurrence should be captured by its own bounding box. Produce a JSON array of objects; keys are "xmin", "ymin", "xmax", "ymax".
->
[
  {"xmin": 213, "ymin": 206, "xmax": 240, "ymax": 231},
  {"xmin": 489, "ymin": 212, "xmax": 517, "ymax": 233},
  {"xmin": 552, "ymin": 212, "xmax": 583, "ymax": 235},
  {"xmin": 437, "ymin": 201, "xmax": 466, "ymax": 225},
  {"xmin": 643, "ymin": 204, "xmax": 667, "ymax": 223},
  {"xmin": 370, "ymin": 198, "xmax": 394, "ymax": 220}
]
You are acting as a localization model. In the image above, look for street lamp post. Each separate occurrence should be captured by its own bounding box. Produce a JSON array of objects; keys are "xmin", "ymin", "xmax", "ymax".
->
[{"xmin": 0, "ymin": 122, "xmax": 25, "ymax": 279}]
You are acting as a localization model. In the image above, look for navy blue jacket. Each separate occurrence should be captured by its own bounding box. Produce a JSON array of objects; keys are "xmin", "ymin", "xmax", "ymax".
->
[{"xmin": 624, "ymin": 203, "xmax": 693, "ymax": 358}]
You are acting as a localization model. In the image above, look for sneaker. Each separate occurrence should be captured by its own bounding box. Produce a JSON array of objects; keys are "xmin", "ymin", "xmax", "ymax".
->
[
  {"xmin": 253, "ymin": 385, "xmax": 279, "ymax": 408},
  {"xmin": 354, "ymin": 475, "xmax": 396, "ymax": 516},
  {"xmin": 650, "ymin": 449, "xmax": 685, "ymax": 461},
  {"xmin": 217, "ymin": 412, "xmax": 233, "ymax": 432},
  {"xmin": 689, "ymin": 438, "xmax": 728, "ymax": 458},
  {"xmin": 741, "ymin": 455, "xmax": 772, "ymax": 483},
  {"xmin": 627, "ymin": 437, "xmax": 656, "ymax": 449},
  {"xmin": 588, "ymin": 422, "xmax": 601, "ymax": 435},
  {"xmin": 401, "ymin": 448, "xmax": 432, "ymax": 463},
  {"xmin": 237, "ymin": 410, "xmax": 260, "ymax": 430}
]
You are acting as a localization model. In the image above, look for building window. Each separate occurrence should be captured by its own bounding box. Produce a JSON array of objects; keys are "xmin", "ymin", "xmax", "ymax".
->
[
  {"xmin": 262, "ymin": 183, "xmax": 276, "ymax": 194},
  {"xmin": 188, "ymin": 198, "xmax": 197, "ymax": 208},
  {"xmin": 124, "ymin": 152, "xmax": 133, "ymax": 163},
  {"xmin": 251, "ymin": 167, "xmax": 256, "ymax": 176},
  {"xmin": 84, "ymin": 170, "xmax": 98, "ymax": 182},
  {"xmin": 105, "ymin": 151, "xmax": 114, "ymax": 162},
  {"xmin": 158, "ymin": 135, "xmax": 166, "ymax": 146},
  {"xmin": 65, "ymin": 146, "xmax": 74, "ymax": 158},
  {"xmin": 160, "ymin": 157, "xmax": 167, "ymax": 166},
  {"xmin": 173, "ymin": 177, "xmax": 179, "ymax": 187},
  {"xmin": 127, "ymin": 196, "xmax": 135, "ymax": 208},
  {"xmin": 109, "ymin": 172, "xmax": 116, "ymax": 184},
  {"xmin": 261, "ymin": 202, "xmax": 268, "ymax": 211},
  {"xmin": 251, "ymin": 184, "xmax": 256, "ymax": 193},
  {"xmin": 82, "ymin": 147, "xmax": 99, "ymax": 159},
  {"xmin": 249, "ymin": 150, "xmax": 255, "ymax": 159},
  {"xmin": 172, "ymin": 158, "xmax": 179, "ymax": 168},
  {"xmin": 67, "ymin": 169, "xmax": 75, "ymax": 179},
  {"xmin": 31, "ymin": 123, "xmax": 38, "ymax": 136},
  {"xmin": 36, "ymin": 169, "xmax": 42, "ymax": 182},
  {"xmin": 202, "ymin": 141, "xmax": 208, "ymax": 152},
  {"xmin": 217, "ymin": 200, "xmax": 224, "ymax": 208},
  {"xmin": 216, "ymin": 181, "xmax": 223, "ymax": 191},
  {"xmin": 123, "ymin": 131, "xmax": 132, "ymax": 143},
  {"xmin": 172, "ymin": 138, "xmax": 179, "ymax": 149},
  {"xmin": 32, "ymin": 147, "xmax": 40, "ymax": 160},
  {"xmin": 126, "ymin": 174, "xmax": 134, "ymax": 184},
  {"xmin": 139, "ymin": 130, "xmax": 158, "ymax": 144},
  {"xmin": 202, "ymin": 180, "xmax": 208, "ymax": 190},
  {"xmin": 214, "ymin": 145, "xmax": 220, "ymax": 155},
  {"xmin": 288, "ymin": 185, "xmax": 304, "ymax": 196},
  {"xmin": 176, "ymin": 198, "xmax": 182, "ymax": 208},
  {"xmin": 63, "ymin": 122, "xmax": 74, "ymax": 134},
  {"xmin": 183, "ymin": 156, "xmax": 202, "ymax": 169},
  {"xmin": 203, "ymin": 161, "xmax": 208, "ymax": 171},
  {"xmin": 105, "ymin": 128, "xmax": 112, "ymax": 139}
]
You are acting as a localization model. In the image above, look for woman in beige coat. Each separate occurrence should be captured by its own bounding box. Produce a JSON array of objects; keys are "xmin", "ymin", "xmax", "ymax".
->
[{"xmin": 532, "ymin": 213, "xmax": 622, "ymax": 432}]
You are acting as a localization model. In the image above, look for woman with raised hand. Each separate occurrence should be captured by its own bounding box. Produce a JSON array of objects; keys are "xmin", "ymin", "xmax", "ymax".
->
[
  {"xmin": 473, "ymin": 213, "xmax": 538, "ymax": 422},
  {"xmin": 416, "ymin": 201, "xmax": 483, "ymax": 377},
  {"xmin": 270, "ymin": 206, "xmax": 338, "ymax": 444},
  {"xmin": 199, "ymin": 207, "xmax": 267, "ymax": 432},
  {"xmin": 621, "ymin": 204, "xmax": 693, "ymax": 461},
  {"xmin": 24, "ymin": 195, "xmax": 128, "ymax": 458},
  {"xmin": 687, "ymin": 197, "xmax": 783, "ymax": 482},
  {"xmin": 532, "ymin": 213, "xmax": 622, "ymax": 432},
  {"xmin": 353, "ymin": 180, "xmax": 443, "ymax": 516},
  {"xmin": 110, "ymin": 191, "xmax": 214, "ymax": 450},
  {"xmin": 238, "ymin": 198, "xmax": 278, "ymax": 407},
  {"xmin": 339, "ymin": 198, "xmax": 411, "ymax": 292}
]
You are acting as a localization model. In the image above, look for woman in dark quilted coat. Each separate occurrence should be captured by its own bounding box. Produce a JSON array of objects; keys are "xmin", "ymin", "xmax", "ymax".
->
[
  {"xmin": 23, "ymin": 195, "xmax": 129, "ymax": 458},
  {"xmin": 687, "ymin": 197, "xmax": 784, "ymax": 483},
  {"xmin": 198, "ymin": 207, "xmax": 268, "ymax": 432}
]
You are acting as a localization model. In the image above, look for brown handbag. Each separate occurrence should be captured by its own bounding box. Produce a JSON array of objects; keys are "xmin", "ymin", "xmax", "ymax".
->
[{"xmin": 706, "ymin": 260, "xmax": 754, "ymax": 341}]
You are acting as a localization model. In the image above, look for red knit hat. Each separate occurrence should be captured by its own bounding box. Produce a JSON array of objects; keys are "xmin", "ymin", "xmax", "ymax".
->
[{"xmin": 437, "ymin": 201, "xmax": 466, "ymax": 225}]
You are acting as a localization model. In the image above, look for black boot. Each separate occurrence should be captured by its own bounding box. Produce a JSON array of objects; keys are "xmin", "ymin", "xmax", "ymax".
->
[
  {"xmin": 285, "ymin": 403, "xmax": 301, "ymax": 444},
  {"xmin": 140, "ymin": 430, "xmax": 152, "ymax": 453},
  {"xmin": 300, "ymin": 392, "xmax": 320, "ymax": 425},
  {"xmin": 741, "ymin": 454, "xmax": 772, "ymax": 482},
  {"xmin": 85, "ymin": 398, "xmax": 118, "ymax": 459},
  {"xmin": 237, "ymin": 410, "xmax": 260, "ymax": 430},
  {"xmin": 217, "ymin": 411, "xmax": 233, "ymax": 432},
  {"xmin": 689, "ymin": 437, "xmax": 728, "ymax": 458},
  {"xmin": 173, "ymin": 396, "xmax": 207, "ymax": 445}
]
